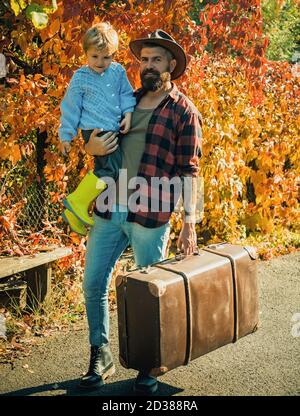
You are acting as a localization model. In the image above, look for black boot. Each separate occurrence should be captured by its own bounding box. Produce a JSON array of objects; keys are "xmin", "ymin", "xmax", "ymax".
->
[
  {"xmin": 80, "ymin": 344, "xmax": 115, "ymax": 389},
  {"xmin": 133, "ymin": 371, "xmax": 158, "ymax": 395}
]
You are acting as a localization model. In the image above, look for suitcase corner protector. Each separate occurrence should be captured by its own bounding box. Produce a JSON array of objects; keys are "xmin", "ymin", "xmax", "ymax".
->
[
  {"xmin": 148, "ymin": 280, "xmax": 167, "ymax": 297},
  {"xmin": 115, "ymin": 274, "xmax": 126, "ymax": 287},
  {"xmin": 243, "ymin": 245, "xmax": 258, "ymax": 260}
]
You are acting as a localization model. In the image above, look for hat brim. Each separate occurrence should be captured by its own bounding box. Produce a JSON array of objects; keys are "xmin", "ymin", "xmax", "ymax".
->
[{"xmin": 129, "ymin": 38, "xmax": 187, "ymax": 80}]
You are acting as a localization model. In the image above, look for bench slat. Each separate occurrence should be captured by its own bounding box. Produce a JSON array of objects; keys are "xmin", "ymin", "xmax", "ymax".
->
[{"xmin": 0, "ymin": 247, "xmax": 73, "ymax": 279}]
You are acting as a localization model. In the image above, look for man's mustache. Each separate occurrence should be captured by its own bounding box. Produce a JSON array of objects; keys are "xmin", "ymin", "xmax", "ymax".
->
[{"xmin": 141, "ymin": 70, "xmax": 160, "ymax": 77}]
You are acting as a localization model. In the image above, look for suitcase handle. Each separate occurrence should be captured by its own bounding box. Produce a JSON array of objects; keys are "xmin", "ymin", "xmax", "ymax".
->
[
  {"xmin": 175, "ymin": 247, "xmax": 203, "ymax": 261},
  {"xmin": 206, "ymin": 242, "xmax": 227, "ymax": 250}
]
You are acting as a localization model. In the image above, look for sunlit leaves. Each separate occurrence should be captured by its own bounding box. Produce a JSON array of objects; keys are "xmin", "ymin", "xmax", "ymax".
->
[
  {"xmin": 44, "ymin": 0, "xmax": 58, "ymax": 14},
  {"xmin": 179, "ymin": 51, "xmax": 298, "ymax": 251},
  {"xmin": 1, "ymin": 0, "xmax": 299, "ymax": 260},
  {"xmin": 198, "ymin": 0, "xmax": 271, "ymax": 105},
  {"xmin": 10, "ymin": 0, "xmax": 27, "ymax": 16},
  {"xmin": 25, "ymin": 4, "xmax": 49, "ymax": 29}
]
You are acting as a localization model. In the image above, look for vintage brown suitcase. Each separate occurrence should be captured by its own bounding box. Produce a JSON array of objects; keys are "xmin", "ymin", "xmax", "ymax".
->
[{"xmin": 116, "ymin": 242, "xmax": 259, "ymax": 376}]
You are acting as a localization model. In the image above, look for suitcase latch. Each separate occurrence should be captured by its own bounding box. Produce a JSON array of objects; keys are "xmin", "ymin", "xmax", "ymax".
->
[{"xmin": 139, "ymin": 265, "xmax": 153, "ymax": 274}]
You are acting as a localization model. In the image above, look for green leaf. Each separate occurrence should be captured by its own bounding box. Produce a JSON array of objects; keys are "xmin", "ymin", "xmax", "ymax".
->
[
  {"xmin": 25, "ymin": 4, "xmax": 48, "ymax": 30},
  {"xmin": 30, "ymin": 11, "xmax": 48, "ymax": 29},
  {"xmin": 44, "ymin": 0, "xmax": 58, "ymax": 14}
]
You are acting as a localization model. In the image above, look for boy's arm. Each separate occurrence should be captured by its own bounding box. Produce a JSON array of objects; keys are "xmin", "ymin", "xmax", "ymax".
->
[
  {"xmin": 119, "ymin": 66, "xmax": 136, "ymax": 115},
  {"xmin": 59, "ymin": 72, "xmax": 84, "ymax": 143}
]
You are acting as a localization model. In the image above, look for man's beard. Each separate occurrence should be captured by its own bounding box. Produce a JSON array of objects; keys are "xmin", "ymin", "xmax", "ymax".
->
[{"xmin": 140, "ymin": 66, "xmax": 171, "ymax": 91}]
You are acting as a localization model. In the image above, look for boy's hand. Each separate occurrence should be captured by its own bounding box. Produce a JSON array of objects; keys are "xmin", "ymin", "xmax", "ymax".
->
[
  {"xmin": 119, "ymin": 113, "xmax": 132, "ymax": 134},
  {"xmin": 60, "ymin": 141, "xmax": 71, "ymax": 155}
]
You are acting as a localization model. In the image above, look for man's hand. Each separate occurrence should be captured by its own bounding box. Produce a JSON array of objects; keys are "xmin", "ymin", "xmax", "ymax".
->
[
  {"xmin": 177, "ymin": 222, "xmax": 197, "ymax": 255},
  {"xmin": 85, "ymin": 129, "xmax": 119, "ymax": 156}
]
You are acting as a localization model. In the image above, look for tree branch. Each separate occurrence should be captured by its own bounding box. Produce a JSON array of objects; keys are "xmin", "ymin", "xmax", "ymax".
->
[{"xmin": 3, "ymin": 49, "xmax": 42, "ymax": 74}]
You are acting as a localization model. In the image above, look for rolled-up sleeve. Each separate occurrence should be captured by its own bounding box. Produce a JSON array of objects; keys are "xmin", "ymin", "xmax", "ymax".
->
[{"xmin": 175, "ymin": 110, "xmax": 203, "ymax": 177}]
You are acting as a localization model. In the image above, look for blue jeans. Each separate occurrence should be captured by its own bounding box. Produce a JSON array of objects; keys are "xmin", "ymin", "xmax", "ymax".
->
[{"xmin": 83, "ymin": 205, "xmax": 171, "ymax": 347}]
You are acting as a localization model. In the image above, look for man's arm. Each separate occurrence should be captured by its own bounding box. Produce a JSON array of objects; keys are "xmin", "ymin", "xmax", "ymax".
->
[
  {"xmin": 181, "ymin": 175, "xmax": 198, "ymax": 224},
  {"xmin": 177, "ymin": 175, "xmax": 198, "ymax": 255},
  {"xmin": 175, "ymin": 108, "xmax": 202, "ymax": 255}
]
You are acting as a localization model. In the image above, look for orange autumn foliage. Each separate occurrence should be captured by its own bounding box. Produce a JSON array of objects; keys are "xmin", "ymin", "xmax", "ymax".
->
[{"xmin": 0, "ymin": 0, "xmax": 299, "ymax": 260}]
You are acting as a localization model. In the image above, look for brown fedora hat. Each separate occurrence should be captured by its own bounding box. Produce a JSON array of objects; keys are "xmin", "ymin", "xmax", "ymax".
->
[{"xmin": 129, "ymin": 29, "xmax": 187, "ymax": 80}]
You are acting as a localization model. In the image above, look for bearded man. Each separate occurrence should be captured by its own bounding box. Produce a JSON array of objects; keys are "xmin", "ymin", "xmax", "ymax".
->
[{"xmin": 80, "ymin": 30, "xmax": 203, "ymax": 395}]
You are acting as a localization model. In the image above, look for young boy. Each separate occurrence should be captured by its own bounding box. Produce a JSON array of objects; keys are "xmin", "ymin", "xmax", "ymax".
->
[{"xmin": 59, "ymin": 22, "xmax": 136, "ymax": 235}]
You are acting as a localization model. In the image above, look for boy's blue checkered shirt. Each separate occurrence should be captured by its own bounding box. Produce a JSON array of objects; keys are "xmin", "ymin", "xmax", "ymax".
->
[{"xmin": 59, "ymin": 62, "xmax": 136, "ymax": 142}]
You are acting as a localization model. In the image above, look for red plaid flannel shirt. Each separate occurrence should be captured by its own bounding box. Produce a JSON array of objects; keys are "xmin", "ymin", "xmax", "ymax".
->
[{"xmin": 94, "ymin": 83, "xmax": 203, "ymax": 228}]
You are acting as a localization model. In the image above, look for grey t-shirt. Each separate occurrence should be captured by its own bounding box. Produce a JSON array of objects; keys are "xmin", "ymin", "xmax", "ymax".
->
[{"xmin": 116, "ymin": 107, "xmax": 153, "ymax": 206}]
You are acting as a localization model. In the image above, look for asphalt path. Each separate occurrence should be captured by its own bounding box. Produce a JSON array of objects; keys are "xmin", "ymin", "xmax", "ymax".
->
[{"xmin": 1, "ymin": 251, "xmax": 299, "ymax": 396}]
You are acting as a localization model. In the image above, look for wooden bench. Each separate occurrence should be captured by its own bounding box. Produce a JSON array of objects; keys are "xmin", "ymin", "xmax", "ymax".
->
[{"xmin": 0, "ymin": 247, "xmax": 72, "ymax": 309}]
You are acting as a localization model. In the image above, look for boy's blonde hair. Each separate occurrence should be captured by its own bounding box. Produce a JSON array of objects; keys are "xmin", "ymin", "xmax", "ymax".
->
[{"xmin": 83, "ymin": 22, "xmax": 118, "ymax": 54}]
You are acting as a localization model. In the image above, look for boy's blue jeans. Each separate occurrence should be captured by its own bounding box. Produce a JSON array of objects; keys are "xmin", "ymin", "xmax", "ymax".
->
[{"xmin": 83, "ymin": 205, "xmax": 171, "ymax": 347}]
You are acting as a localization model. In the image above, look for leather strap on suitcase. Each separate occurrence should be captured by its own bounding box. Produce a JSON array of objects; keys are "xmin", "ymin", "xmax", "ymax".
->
[{"xmin": 155, "ymin": 243, "xmax": 239, "ymax": 365}]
